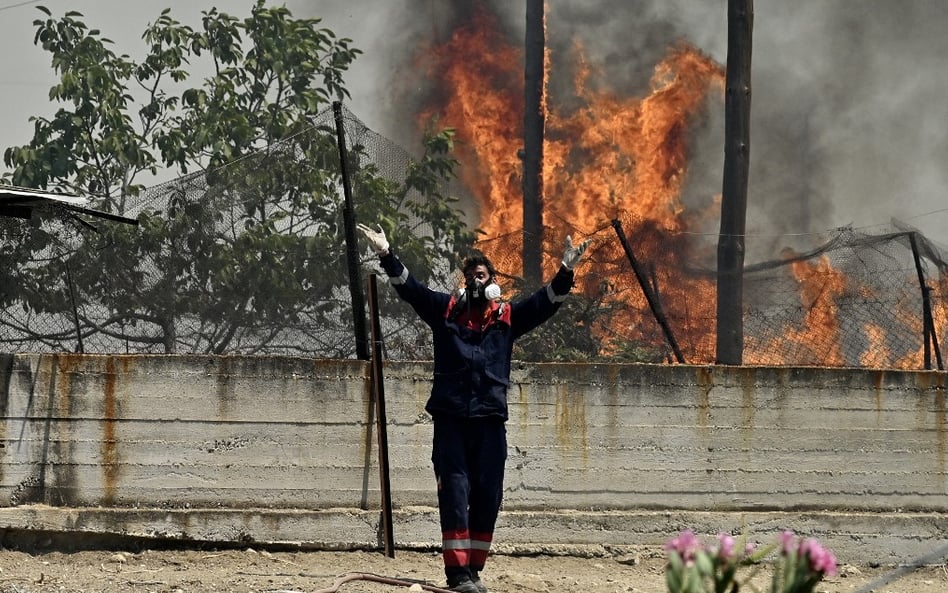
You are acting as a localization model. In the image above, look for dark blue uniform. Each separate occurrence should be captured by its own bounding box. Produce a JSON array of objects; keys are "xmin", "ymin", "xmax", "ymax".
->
[{"xmin": 378, "ymin": 251, "xmax": 575, "ymax": 584}]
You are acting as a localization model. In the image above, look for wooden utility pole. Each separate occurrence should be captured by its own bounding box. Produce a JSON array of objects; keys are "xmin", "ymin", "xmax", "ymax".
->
[
  {"xmin": 716, "ymin": 0, "xmax": 753, "ymax": 364},
  {"xmin": 522, "ymin": 0, "xmax": 545, "ymax": 286}
]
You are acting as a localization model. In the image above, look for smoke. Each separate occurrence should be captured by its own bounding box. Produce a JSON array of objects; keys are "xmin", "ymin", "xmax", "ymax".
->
[
  {"xmin": 293, "ymin": 0, "xmax": 489, "ymax": 148},
  {"xmin": 304, "ymin": 0, "xmax": 948, "ymax": 252},
  {"xmin": 739, "ymin": 1, "xmax": 948, "ymax": 256},
  {"xmin": 538, "ymin": 0, "xmax": 948, "ymax": 256}
]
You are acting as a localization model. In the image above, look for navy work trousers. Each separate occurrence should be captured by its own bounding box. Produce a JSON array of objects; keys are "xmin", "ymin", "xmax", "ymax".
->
[{"xmin": 431, "ymin": 415, "xmax": 508, "ymax": 583}]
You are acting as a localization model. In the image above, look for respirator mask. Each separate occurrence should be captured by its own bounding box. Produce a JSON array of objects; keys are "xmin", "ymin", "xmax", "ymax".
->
[{"xmin": 465, "ymin": 277, "xmax": 501, "ymax": 304}]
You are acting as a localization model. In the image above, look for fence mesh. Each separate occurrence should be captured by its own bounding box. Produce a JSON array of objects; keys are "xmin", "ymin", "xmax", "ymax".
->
[
  {"xmin": 2, "ymin": 106, "xmax": 947, "ymax": 370},
  {"xmin": 480, "ymin": 213, "xmax": 948, "ymax": 369}
]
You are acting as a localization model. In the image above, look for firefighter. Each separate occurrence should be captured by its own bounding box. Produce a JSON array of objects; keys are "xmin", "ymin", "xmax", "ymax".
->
[{"xmin": 358, "ymin": 223, "xmax": 590, "ymax": 593}]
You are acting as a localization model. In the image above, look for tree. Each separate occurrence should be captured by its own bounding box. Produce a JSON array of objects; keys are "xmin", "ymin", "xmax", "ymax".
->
[{"xmin": 1, "ymin": 2, "xmax": 474, "ymax": 355}]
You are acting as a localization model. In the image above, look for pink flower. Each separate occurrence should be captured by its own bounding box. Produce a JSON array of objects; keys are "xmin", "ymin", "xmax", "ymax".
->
[
  {"xmin": 664, "ymin": 530, "xmax": 701, "ymax": 563},
  {"xmin": 800, "ymin": 538, "xmax": 838, "ymax": 577},
  {"xmin": 778, "ymin": 530, "xmax": 796, "ymax": 554},
  {"xmin": 716, "ymin": 532, "xmax": 736, "ymax": 560}
]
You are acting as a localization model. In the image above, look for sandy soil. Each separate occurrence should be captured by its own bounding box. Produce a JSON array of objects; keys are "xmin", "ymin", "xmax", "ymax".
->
[{"xmin": 0, "ymin": 547, "xmax": 945, "ymax": 593}]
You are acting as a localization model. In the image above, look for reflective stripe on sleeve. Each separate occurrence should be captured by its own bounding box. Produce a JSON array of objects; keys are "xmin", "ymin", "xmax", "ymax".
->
[
  {"xmin": 546, "ymin": 283, "xmax": 567, "ymax": 303},
  {"xmin": 390, "ymin": 266, "xmax": 409, "ymax": 285}
]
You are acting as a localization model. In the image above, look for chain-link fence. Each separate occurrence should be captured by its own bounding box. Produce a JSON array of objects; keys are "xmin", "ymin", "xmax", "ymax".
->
[
  {"xmin": 2, "ymin": 106, "xmax": 946, "ymax": 370},
  {"xmin": 467, "ymin": 215, "xmax": 948, "ymax": 370}
]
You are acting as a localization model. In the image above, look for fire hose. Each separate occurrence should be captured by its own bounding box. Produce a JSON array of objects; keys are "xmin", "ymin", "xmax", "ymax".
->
[{"xmin": 313, "ymin": 571, "xmax": 457, "ymax": 593}]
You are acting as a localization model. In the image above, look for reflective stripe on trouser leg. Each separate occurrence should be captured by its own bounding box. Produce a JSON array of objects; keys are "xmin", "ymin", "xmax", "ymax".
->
[
  {"xmin": 441, "ymin": 528, "xmax": 472, "ymax": 568},
  {"xmin": 469, "ymin": 532, "xmax": 493, "ymax": 569}
]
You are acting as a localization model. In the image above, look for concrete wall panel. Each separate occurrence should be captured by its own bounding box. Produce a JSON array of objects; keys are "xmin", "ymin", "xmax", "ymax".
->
[{"xmin": 0, "ymin": 353, "xmax": 946, "ymax": 564}]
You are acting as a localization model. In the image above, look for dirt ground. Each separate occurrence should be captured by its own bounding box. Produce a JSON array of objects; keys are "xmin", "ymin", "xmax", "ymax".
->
[{"xmin": 0, "ymin": 546, "xmax": 945, "ymax": 593}]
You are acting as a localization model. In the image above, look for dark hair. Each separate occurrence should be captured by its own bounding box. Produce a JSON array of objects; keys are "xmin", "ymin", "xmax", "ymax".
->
[{"xmin": 462, "ymin": 253, "xmax": 496, "ymax": 280}]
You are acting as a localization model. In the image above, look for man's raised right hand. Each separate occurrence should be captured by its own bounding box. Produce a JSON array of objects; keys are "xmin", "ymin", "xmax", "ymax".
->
[{"xmin": 357, "ymin": 223, "xmax": 390, "ymax": 255}]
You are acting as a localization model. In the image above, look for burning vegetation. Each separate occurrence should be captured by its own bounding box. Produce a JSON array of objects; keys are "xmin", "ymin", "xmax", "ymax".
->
[{"xmin": 413, "ymin": 2, "xmax": 948, "ymax": 369}]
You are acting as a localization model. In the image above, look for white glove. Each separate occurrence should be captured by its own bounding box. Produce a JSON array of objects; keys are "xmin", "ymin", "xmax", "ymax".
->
[
  {"xmin": 356, "ymin": 223, "xmax": 390, "ymax": 255},
  {"xmin": 561, "ymin": 235, "xmax": 591, "ymax": 270}
]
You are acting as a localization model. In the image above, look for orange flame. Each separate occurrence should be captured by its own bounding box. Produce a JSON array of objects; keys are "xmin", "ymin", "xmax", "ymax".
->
[
  {"xmin": 545, "ymin": 41, "xmax": 724, "ymax": 236},
  {"xmin": 419, "ymin": 6, "xmax": 723, "ymax": 243},
  {"xmin": 418, "ymin": 5, "xmax": 525, "ymax": 236}
]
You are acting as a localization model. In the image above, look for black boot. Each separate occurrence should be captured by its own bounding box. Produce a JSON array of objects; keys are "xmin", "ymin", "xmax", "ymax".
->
[
  {"xmin": 470, "ymin": 570, "xmax": 488, "ymax": 593},
  {"xmin": 447, "ymin": 576, "xmax": 481, "ymax": 593}
]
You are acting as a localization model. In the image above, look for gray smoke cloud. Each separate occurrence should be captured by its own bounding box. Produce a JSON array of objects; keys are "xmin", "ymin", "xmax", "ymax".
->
[
  {"xmin": 302, "ymin": 0, "xmax": 948, "ymax": 255},
  {"xmin": 291, "ymin": 0, "xmax": 474, "ymax": 147}
]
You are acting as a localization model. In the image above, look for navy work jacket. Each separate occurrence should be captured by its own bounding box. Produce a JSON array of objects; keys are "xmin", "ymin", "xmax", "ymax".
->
[{"xmin": 379, "ymin": 252, "xmax": 575, "ymax": 421}]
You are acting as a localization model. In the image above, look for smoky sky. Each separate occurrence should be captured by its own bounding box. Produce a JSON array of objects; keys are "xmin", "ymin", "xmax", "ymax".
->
[{"xmin": 299, "ymin": 1, "xmax": 948, "ymax": 255}]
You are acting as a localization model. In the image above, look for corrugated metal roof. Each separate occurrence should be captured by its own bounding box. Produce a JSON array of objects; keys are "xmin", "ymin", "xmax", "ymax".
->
[{"xmin": 0, "ymin": 185, "xmax": 138, "ymax": 225}]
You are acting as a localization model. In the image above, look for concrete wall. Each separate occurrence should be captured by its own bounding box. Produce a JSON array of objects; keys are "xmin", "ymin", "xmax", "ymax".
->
[{"xmin": 0, "ymin": 353, "xmax": 946, "ymax": 564}]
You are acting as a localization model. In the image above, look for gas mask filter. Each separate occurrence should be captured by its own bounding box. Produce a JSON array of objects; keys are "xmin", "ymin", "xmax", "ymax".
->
[{"xmin": 466, "ymin": 278, "xmax": 501, "ymax": 302}]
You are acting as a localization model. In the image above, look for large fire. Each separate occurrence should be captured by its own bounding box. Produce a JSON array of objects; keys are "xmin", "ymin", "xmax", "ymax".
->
[
  {"xmin": 415, "ymin": 3, "xmax": 946, "ymax": 369},
  {"xmin": 418, "ymin": 6, "xmax": 721, "ymax": 246}
]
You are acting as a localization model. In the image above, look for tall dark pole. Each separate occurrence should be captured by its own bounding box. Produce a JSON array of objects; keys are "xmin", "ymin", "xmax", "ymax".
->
[
  {"xmin": 716, "ymin": 0, "xmax": 753, "ymax": 365},
  {"xmin": 522, "ymin": 0, "xmax": 545, "ymax": 286},
  {"xmin": 333, "ymin": 101, "xmax": 371, "ymax": 361}
]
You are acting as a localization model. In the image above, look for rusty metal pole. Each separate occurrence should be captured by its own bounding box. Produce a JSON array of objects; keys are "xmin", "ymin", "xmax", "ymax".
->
[
  {"xmin": 366, "ymin": 273, "xmax": 395, "ymax": 557},
  {"xmin": 65, "ymin": 262, "xmax": 84, "ymax": 353},
  {"xmin": 716, "ymin": 0, "xmax": 753, "ymax": 365}
]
